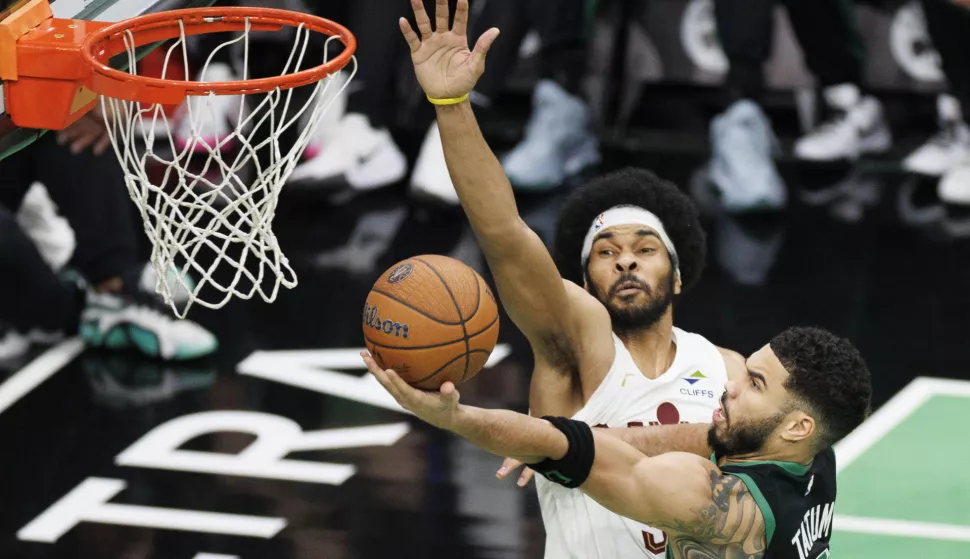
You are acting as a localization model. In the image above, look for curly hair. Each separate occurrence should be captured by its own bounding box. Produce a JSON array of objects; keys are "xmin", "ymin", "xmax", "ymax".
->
[
  {"xmin": 771, "ymin": 327, "xmax": 872, "ymax": 449},
  {"xmin": 552, "ymin": 168, "xmax": 707, "ymax": 292}
]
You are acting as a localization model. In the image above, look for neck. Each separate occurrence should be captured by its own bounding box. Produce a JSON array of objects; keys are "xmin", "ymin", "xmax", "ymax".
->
[
  {"xmin": 615, "ymin": 310, "xmax": 676, "ymax": 380},
  {"xmin": 719, "ymin": 445, "xmax": 817, "ymax": 466}
]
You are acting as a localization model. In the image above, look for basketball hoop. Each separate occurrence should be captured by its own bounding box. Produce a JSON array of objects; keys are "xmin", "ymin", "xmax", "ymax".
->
[{"xmin": 1, "ymin": 1, "xmax": 357, "ymax": 317}]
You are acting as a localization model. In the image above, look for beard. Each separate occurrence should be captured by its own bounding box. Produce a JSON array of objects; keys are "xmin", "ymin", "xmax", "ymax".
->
[
  {"xmin": 707, "ymin": 408, "xmax": 788, "ymax": 459},
  {"xmin": 590, "ymin": 270, "xmax": 675, "ymax": 334}
]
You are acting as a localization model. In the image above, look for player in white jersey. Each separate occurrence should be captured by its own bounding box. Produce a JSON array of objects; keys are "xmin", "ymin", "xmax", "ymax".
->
[{"xmin": 394, "ymin": 1, "xmax": 740, "ymax": 557}]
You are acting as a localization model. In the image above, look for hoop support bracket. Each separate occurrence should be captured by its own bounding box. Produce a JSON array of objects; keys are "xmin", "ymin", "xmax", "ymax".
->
[
  {"xmin": 7, "ymin": 17, "xmax": 110, "ymax": 129},
  {"xmin": 2, "ymin": 3, "xmax": 356, "ymax": 131}
]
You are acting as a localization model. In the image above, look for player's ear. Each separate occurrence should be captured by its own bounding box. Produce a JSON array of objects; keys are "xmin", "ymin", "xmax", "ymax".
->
[
  {"xmin": 781, "ymin": 411, "xmax": 815, "ymax": 444},
  {"xmin": 673, "ymin": 273, "xmax": 682, "ymax": 296}
]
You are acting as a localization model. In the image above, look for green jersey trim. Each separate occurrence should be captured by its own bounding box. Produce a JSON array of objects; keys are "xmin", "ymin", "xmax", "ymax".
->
[
  {"xmin": 717, "ymin": 457, "xmax": 812, "ymax": 477},
  {"xmin": 729, "ymin": 472, "xmax": 776, "ymax": 547}
]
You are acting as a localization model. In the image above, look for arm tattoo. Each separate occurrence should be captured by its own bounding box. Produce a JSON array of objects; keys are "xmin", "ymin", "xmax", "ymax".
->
[{"xmin": 664, "ymin": 470, "xmax": 767, "ymax": 559}]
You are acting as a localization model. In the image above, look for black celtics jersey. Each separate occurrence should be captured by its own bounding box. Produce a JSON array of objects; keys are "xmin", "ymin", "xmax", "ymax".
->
[{"xmin": 718, "ymin": 448, "xmax": 837, "ymax": 559}]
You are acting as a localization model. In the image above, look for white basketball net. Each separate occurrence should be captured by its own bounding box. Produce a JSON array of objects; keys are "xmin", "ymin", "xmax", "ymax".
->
[{"xmin": 100, "ymin": 18, "xmax": 356, "ymax": 318}]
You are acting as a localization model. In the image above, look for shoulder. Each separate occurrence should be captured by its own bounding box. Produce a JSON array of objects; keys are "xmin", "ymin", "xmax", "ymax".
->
[
  {"xmin": 717, "ymin": 346, "xmax": 746, "ymax": 381},
  {"xmin": 529, "ymin": 280, "xmax": 613, "ymax": 397},
  {"xmin": 562, "ymin": 279, "xmax": 610, "ymax": 321},
  {"xmin": 638, "ymin": 455, "xmax": 767, "ymax": 550},
  {"xmin": 561, "ymin": 279, "xmax": 614, "ymax": 364}
]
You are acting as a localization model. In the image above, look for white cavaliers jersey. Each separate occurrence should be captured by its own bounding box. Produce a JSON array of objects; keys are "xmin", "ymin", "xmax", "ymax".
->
[{"xmin": 536, "ymin": 327, "xmax": 727, "ymax": 559}]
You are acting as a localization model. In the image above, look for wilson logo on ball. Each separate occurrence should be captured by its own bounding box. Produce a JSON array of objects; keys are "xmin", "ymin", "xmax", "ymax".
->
[
  {"xmin": 363, "ymin": 303, "xmax": 410, "ymax": 339},
  {"xmin": 387, "ymin": 263, "xmax": 413, "ymax": 284}
]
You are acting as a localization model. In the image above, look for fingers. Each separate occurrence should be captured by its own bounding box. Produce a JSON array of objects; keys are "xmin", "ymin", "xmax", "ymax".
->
[
  {"xmin": 471, "ymin": 27, "xmax": 500, "ymax": 68},
  {"xmin": 496, "ymin": 457, "xmax": 522, "ymax": 479},
  {"xmin": 361, "ymin": 350, "xmax": 385, "ymax": 376},
  {"xmin": 452, "ymin": 0, "xmax": 468, "ymax": 36},
  {"xmin": 410, "ymin": 0, "xmax": 433, "ymax": 40},
  {"xmin": 362, "ymin": 351, "xmax": 403, "ymax": 401},
  {"xmin": 94, "ymin": 132, "xmax": 112, "ymax": 156},
  {"xmin": 385, "ymin": 366, "xmax": 418, "ymax": 398},
  {"xmin": 434, "ymin": 0, "xmax": 449, "ymax": 34},
  {"xmin": 495, "ymin": 458, "xmax": 536, "ymax": 487},
  {"xmin": 399, "ymin": 17, "xmax": 421, "ymax": 53},
  {"xmin": 61, "ymin": 128, "xmax": 94, "ymax": 154},
  {"xmin": 71, "ymin": 135, "xmax": 95, "ymax": 155},
  {"xmin": 440, "ymin": 381, "xmax": 460, "ymax": 407}
]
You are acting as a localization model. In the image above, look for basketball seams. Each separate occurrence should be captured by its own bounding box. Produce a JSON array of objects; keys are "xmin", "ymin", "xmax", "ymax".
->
[
  {"xmin": 365, "ymin": 256, "xmax": 498, "ymax": 389},
  {"xmin": 410, "ymin": 349, "xmax": 495, "ymax": 387},
  {"xmin": 414, "ymin": 257, "xmax": 471, "ymax": 382},
  {"xmin": 371, "ymin": 287, "xmax": 464, "ymax": 325},
  {"xmin": 471, "ymin": 269, "xmax": 482, "ymax": 319},
  {"xmin": 458, "ymin": 318, "xmax": 497, "ymax": 385},
  {"xmin": 364, "ymin": 313, "xmax": 499, "ymax": 351}
]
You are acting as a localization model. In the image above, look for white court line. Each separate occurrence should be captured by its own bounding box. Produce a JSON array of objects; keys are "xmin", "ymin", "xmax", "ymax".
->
[
  {"xmin": 835, "ymin": 376, "xmax": 970, "ymax": 472},
  {"xmin": 834, "ymin": 377, "xmax": 932, "ymax": 472},
  {"xmin": 0, "ymin": 338, "xmax": 84, "ymax": 417},
  {"xmin": 835, "ymin": 514, "xmax": 970, "ymax": 543},
  {"xmin": 193, "ymin": 554, "xmax": 240, "ymax": 559},
  {"xmin": 909, "ymin": 376, "xmax": 970, "ymax": 397}
]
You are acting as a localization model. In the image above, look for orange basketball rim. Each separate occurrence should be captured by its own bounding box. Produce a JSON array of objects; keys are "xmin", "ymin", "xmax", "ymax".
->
[{"xmin": 0, "ymin": 0, "xmax": 356, "ymax": 130}]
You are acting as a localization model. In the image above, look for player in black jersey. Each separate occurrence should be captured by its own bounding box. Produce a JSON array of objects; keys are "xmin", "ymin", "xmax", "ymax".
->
[{"xmin": 363, "ymin": 325, "xmax": 871, "ymax": 559}]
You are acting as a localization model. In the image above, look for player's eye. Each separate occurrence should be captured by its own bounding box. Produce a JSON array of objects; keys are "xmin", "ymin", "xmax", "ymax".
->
[
  {"xmin": 640, "ymin": 247, "xmax": 654, "ymax": 254},
  {"xmin": 750, "ymin": 376, "xmax": 760, "ymax": 390},
  {"xmin": 599, "ymin": 249, "xmax": 614, "ymax": 256}
]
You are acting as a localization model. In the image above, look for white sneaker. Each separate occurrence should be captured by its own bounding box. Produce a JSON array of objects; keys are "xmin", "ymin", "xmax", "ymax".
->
[
  {"xmin": 137, "ymin": 264, "xmax": 196, "ymax": 306},
  {"xmin": 15, "ymin": 182, "xmax": 75, "ymax": 271},
  {"xmin": 174, "ymin": 63, "xmax": 244, "ymax": 153},
  {"xmin": 709, "ymin": 100, "xmax": 787, "ymax": 212},
  {"xmin": 288, "ymin": 113, "xmax": 407, "ymax": 190},
  {"xmin": 410, "ymin": 122, "xmax": 459, "ymax": 205},
  {"xmin": 0, "ymin": 325, "xmax": 30, "ymax": 363},
  {"xmin": 939, "ymin": 157, "xmax": 970, "ymax": 205},
  {"xmin": 501, "ymin": 80, "xmax": 600, "ymax": 190},
  {"xmin": 80, "ymin": 292, "xmax": 218, "ymax": 361},
  {"xmin": 299, "ymin": 70, "xmax": 350, "ymax": 161},
  {"xmin": 903, "ymin": 95, "xmax": 970, "ymax": 176},
  {"xmin": 795, "ymin": 84, "xmax": 892, "ymax": 161}
]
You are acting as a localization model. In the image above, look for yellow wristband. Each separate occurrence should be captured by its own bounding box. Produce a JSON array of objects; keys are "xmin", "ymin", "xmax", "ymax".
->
[{"xmin": 427, "ymin": 93, "xmax": 470, "ymax": 106}]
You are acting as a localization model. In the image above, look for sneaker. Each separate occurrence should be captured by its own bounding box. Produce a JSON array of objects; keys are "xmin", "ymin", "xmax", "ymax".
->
[
  {"xmin": 903, "ymin": 95, "xmax": 970, "ymax": 176},
  {"xmin": 938, "ymin": 156, "xmax": 970, "ymax": 205},
  {"xmin": 173, "ymin": 63, "xmax": 244, "ymax": 153},
  {"xmin": 410, "ymin": 122, "xmax": 459, "ymax": 205},
  {"xmin": 794, "ymin": 84, "xmax": 892, "ymax": 161},
  {"xmin": 16, "ymin": 182, "xmax": 75, "ymax": 272},
  {"xmin": 79, "ymin": 292, "xmax": 218, "ymax": 361},
  {"xmin": 0, "ymin": 324, "xmax": 30, "ymax": 363},
  {"xmin": 709, "ymin": 100, "xmax": 787, "ymax": 213},
  {"xmin": 501, "ymin": 80, "xmax": 600, "ymax": 190},
  {"xmin": 312, "ymin": 206, "xmax": 408, "ymax": 273},
  {"xmin": 121, "ymin": 263, "xmax": 197, "ymax": 307},
  {"xmin": 299, "ymin": 70, "xmax": 351, "ymax": 162},
  {"xmin": 287, "ymin": 113, "xmax": 407, "ymax": 191}
]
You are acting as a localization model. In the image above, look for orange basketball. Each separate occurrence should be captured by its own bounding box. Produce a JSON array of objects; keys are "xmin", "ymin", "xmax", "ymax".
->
[{"xmin": 363, "ymin": 255, "xmax": 500, "ymax": 390}]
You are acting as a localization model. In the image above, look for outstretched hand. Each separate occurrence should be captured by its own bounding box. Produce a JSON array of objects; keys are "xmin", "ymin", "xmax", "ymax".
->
[
  {"xmin": 362, "ymin": 350, "xmax": 462, "ymax": 430},
  {"xmin": 57, "ymin": 102, "xmax": 112, "ymax": 156},
  {"xmin": 399, "ymin": 0, "xmax": 500, "ymax": 100}
]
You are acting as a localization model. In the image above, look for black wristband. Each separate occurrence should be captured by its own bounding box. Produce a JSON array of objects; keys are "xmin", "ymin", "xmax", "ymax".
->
[{"xmin": 530, "ymin": 417, "xmax": 595, "ymax": 489}]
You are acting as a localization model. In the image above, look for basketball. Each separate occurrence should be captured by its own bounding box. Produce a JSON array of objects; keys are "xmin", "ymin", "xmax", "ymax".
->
[{"xmin": 362, "ymin": 255, "xmax": 500, "ymax": 390}]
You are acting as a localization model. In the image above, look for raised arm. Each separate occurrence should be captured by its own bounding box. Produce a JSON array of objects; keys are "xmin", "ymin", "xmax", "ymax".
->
[{"xmin": 399, "ymin": 0, "xmax": 613, "ymax": 384}]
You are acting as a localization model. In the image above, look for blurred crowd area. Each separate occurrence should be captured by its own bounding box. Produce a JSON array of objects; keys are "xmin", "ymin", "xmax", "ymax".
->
[{"xmin": 3, "ymin": 0, "xmax": 970, "ymax": 367}]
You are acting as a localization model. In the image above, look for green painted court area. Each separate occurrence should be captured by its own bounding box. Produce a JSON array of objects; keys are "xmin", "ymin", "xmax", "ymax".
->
[{"xmin": 831, "ymin": 379, "xmax": 970, "ymax": 558}]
